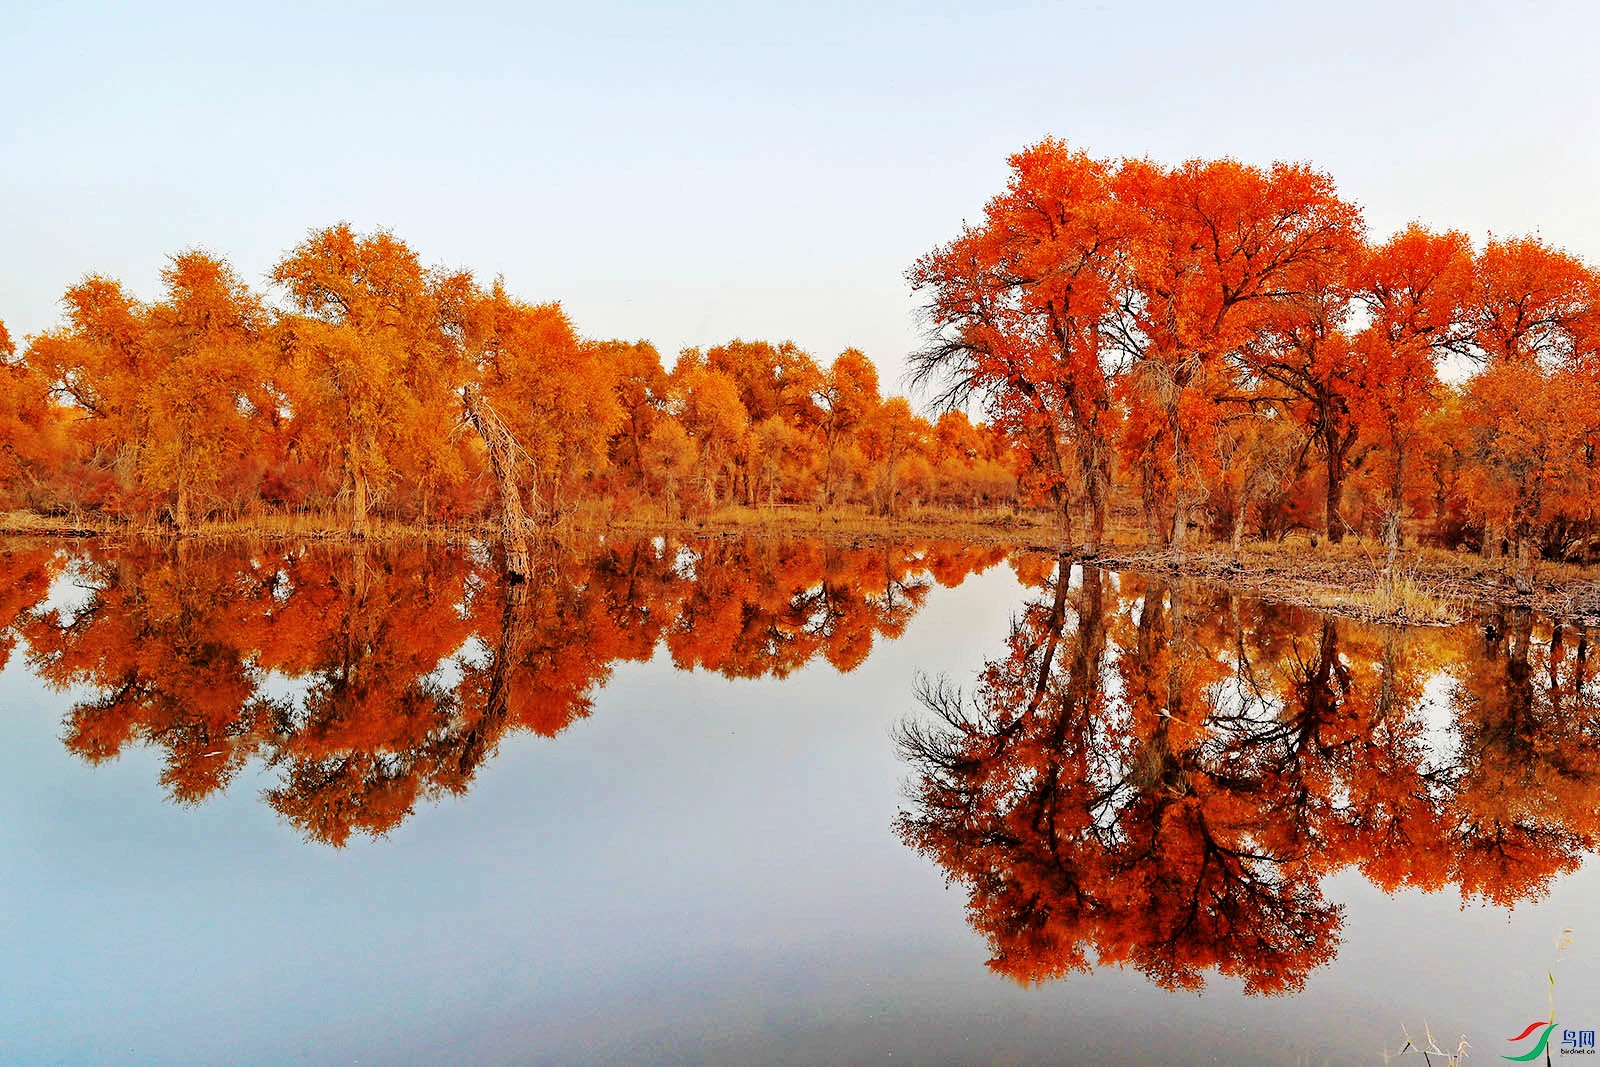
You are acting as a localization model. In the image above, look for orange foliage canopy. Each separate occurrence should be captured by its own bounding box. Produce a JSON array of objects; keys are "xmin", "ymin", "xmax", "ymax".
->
[
  {"xmin": 909, "ymin": 141, "xmax": 1128, "ymax": 549},
  {"xmin": 0, "ymin": 318, "xmax": 57, "ymax": 505},
  {"xmin": 5, "ymin": 228, "xmax": 1005, "ymax": 528},
  {"xmin": 910, "ymin": 140, "xmax": 1600, "ymax": 569},
  {"xmin": 6, "ymin": 142, "xmax": 1600, "ymax": 570}
]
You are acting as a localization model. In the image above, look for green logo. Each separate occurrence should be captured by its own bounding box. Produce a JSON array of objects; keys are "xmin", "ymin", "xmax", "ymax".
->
[{"xmin": 1503, "ymin": 1020, "xmax": 1558, "ymax": 1061}]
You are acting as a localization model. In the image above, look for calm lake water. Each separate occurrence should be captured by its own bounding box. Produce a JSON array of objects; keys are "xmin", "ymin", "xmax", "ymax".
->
[{"xmin": 2, "ymin": 535, "xmax": 1598, "ymax": 1065}]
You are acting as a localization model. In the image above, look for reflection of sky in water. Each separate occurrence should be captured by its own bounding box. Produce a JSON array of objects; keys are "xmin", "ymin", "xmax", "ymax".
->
[
  {"xmin": 1420, "ymin": 670, "xmax": 1463, "ymax": 776},
  {"xmin": 3, "ymin": 560, "xmax": 1600, "ymax": 1065}
]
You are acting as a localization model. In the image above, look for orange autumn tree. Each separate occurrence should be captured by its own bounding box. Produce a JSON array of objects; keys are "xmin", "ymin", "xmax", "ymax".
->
[
  {"xmin": 141, "ymin": 252, "xmax": 278, "ymax": 528},
  {"xmin": 909, "ymin": 140, "xmax": 1128, "ymax": 551},
  {"xmin": 1453, "ymin": 237, "xmax": 1600, "ymax": 569},
  {"xmin": 0, "ymin": 318, "xmax": 59, "ymax": 510},
  {"xmin": 813, "ymin": 347, "xmax": 880, "ymax": 505},
  {"xmin": 1206, "ymin": 401, "xmax": 1300, "ymax": 556},
  {"xmin": 461, "ymin": 280, "xmax": 624, "ymax": 521},
  {"xmin": 1457, "ymin": 362, "xmax": 1600, "ymax": 576},
  {"xmin": 25, "ymin": 276, "xmax": 156, "ymax": 517},
  {"xmin": 271, "ymin": 224, "xmax": 468, "ymax": 535},
  {"xmin": 27, "ymin": 259, "xmax": 280, "ymax": 527},
  {"xmin": 857, "ymin": 396, "xmax": 926, "ymax": 517},
  {"xmin": 1350, "ymin": 225, "xmax": 1475, "ymax": 564},
  {"xmin": 1237, "ymin": 242, "xmax": 1362, "ymax": 543},
  {"xmin": 698, "ymin": 339, "xmax": 824, "ymax": 505},
  {"xmin": 1467, "ymin": 237, "xmax": 1598, "ymax": 367},
  {"xmin": 928, "ymin": 409, "xmax": 1014, "ymax": 509},
  {"xmin": 748, "ymin": 411, "xmax": 812, "ymax": 506},
  {"xmin": 641, "ymin": 417, "xmax": 697, "ymax": 516},
  {"xmin": 597, "ymin": 339, "xmax": 670, "ymax": 492},
  {"xmin": 703, "ymin": 339, "xmax": 823, "ymax": 429},
  {"xmin": 1113, "ymin": 156, "xmax": 1364, "ymax": 549},
  {"xmin": 11, "ymin": 161, "xmax": 1600, "ymax": 555},
  {"xmin": 667, "ymin": 352, "xmax": 750, "ymax": 507},
  {"xmin": 7, "ymin": 230, "xmax": 1017, "ymax": 531}
]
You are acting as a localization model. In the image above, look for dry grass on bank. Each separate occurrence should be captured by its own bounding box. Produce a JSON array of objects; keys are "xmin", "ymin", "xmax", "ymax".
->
[
  {"xmin": 1303, "ymin": 568, "xmax": 1457, "ymax": 626},
  {"xmin": 1090, "ymin": 530, "xmax": 1599, "ymax": 626},
  {"xmin": 0, "ymin": 509, "xmax": 478, "ymax": 544},
  {"xmin": 0, "ymin": 511, "xmax": 109, "ymax": 536},
  {"xmin": 588, "ymin": 501, "xmax": 1052, "ymax": 539},
  {"xmin": 1084, "ymin": 541, "xmax": 1470, "ymax": 627}
]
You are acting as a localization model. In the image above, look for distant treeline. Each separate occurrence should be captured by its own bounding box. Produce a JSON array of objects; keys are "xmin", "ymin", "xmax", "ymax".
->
[{"xmin": 0, "ymin": 227, "xmax": 1018, "ymax": 535}]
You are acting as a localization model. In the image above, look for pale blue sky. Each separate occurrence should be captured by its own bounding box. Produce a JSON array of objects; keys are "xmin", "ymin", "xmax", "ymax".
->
[{"xmin": 3, "ymin": 0, "xmax": 1596, "ymax": 387}]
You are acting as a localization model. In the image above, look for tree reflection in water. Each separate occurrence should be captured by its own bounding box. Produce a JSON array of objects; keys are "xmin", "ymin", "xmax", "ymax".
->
[
  {"xmin": 894, "ymin": 555, "xmax": 1600, "ymax": 995},
  {"xmin": 6, "ymin": 538, "xmax": 1597, "ymax": 994},
  {"xmin": 1, "ymin": 536, "xmax": 1003, "ymax": 846}
]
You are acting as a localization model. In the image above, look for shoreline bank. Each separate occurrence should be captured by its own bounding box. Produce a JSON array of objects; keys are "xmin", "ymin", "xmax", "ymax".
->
[{"xmin": 5, "ymin": 510, "xmax": 1592, "ymax": 627}]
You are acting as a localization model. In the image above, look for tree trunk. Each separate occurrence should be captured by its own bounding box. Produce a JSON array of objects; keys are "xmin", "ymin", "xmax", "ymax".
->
[
  {"xmin": 1166, "ymin": 392, "xmax": 1189, "ymax": 560},
  {"xmin": 463, "ymin": 385, "xmax": 530, "ymax": 578},
  {"xmin": 1324, "ymin": 432, "xmax": 1345, "ymax": 544},
  {"xmin": 631, "ymin": 420, "xmax": 647, "ymax": 490},
  {"xmin": 1384, "ymin": 442, "xmax": 1405, "ymax": 573},
  {"xmin": 1022, "ymin": 550, "xmax": 1076, "ymax": 717},
  {"xmin": 458, "ymin": 574, "xmax": 529, "ymax": 778},
  {"xmin": 1481, "ymin": 520, "xmax": 1502, "ymax": 563},
  {"xmin": 1512, "ymin": 533, "xmax": 1536, "ymax": 593},
  {"xmin": 350, "ymin": 463, "xmax": 370, "ymax": 539},
  {"xmin": 1080, "ymin": 493, "xmax": 1098, "ymax": 555},
  {"xmin": 1141, "ymin": 461, "xmax": 1164, "ymax": 546},
  {"xmin": 1231, "ymin": 501, "xmax": 1246, "ymax": 560},
  {"xmin": 1080, "ymin": 438, "xmax": 1108, "ymax": 555},
  {"xmin": 1053, "ymin": 486, "xmax": 1074, "ymax": 554},
  {"xmin": 1171, "ymin": 501, "xmax": 1189, "ymax": 559},
  {"xmin": 821, "ymin": 430, "xmax": 838, "ymax": 507},
  {"xmin": 1166, "ymin": 579, "xmax": 1186, "ymax": 719}
]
